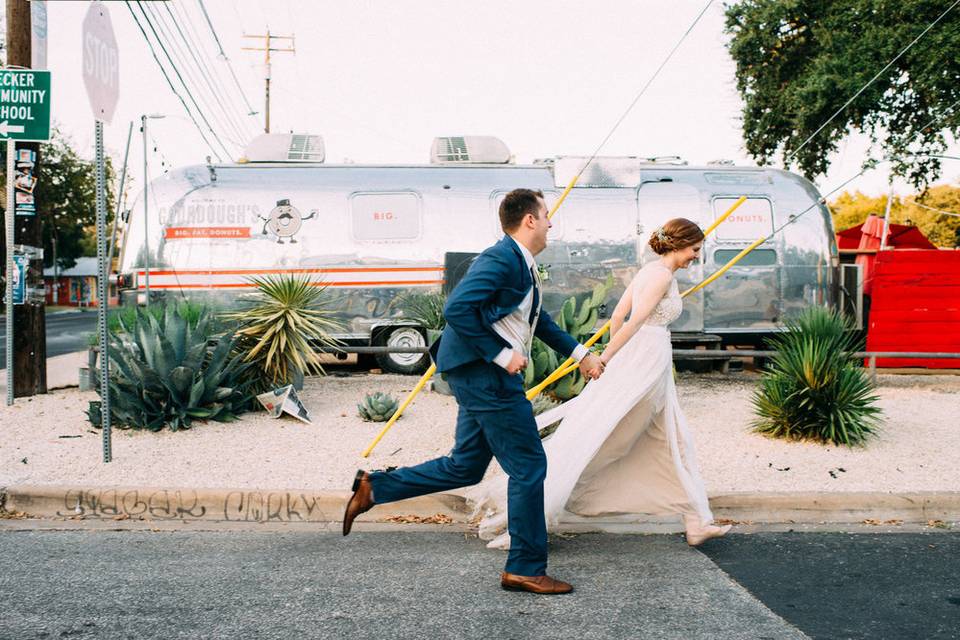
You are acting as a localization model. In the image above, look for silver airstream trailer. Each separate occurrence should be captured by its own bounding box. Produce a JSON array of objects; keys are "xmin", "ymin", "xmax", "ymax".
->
[{"xmin": 117, "ymin": 134, "xmax": 837, "ymax": 374}]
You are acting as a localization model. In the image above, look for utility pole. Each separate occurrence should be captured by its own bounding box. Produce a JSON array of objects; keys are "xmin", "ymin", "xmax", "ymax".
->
[
  {"xmin": 242, "ymin": 30, "xmax": 294, "ymax": 133},
  {"xmin": 5, "ymin": 0, "xmax": 46, "ymax": 397}
]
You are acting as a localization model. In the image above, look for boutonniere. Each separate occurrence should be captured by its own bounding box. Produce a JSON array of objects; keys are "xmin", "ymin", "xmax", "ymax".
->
[{"xmin": 536, "ymin": 264, "xmax": 551, "ymax": 282}]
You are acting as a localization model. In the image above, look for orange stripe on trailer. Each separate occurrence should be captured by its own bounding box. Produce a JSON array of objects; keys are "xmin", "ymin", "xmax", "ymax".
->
[
  {"xmin": 140, "ymin": 279, "xmax": 445, "ymax": 290},
  {"xmin": 135, "ymin": 266, "xmax": 445, "ymax": 277}
]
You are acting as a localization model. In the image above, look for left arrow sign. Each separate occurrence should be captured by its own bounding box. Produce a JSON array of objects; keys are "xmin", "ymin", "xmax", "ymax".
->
[{"xmin": 0, "ymin": 121, "xmax": 25, "ymax": 136}]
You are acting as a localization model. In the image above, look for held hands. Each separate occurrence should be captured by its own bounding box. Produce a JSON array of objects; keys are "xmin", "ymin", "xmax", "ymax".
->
[
  {"xmin": 506, "ymin": 350, "xmax": 529, "ymax": 375},
  {"xmin": 579, "ymin": 353, "xmax": 605, "ymax": 380}
]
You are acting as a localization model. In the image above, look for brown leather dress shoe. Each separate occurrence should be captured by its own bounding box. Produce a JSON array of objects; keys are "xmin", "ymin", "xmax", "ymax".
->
[
  {"xmin": 342, "ymin": 470, "xmax": 374, "ymax": 536},
  {"xmin": 500, "ymin": 572, "xmax": 573, "ymax": 594}
]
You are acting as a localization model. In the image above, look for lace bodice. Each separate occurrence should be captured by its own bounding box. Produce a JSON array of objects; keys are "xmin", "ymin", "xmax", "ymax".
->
[{"xmin": 632, "ymin": 263, "xmax": 682, "ymax": 327}]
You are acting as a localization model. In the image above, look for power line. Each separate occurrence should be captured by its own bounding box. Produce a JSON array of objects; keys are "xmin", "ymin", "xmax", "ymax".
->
[
  {"xmin": 575, "ymin": 0, "xmax": 714, "ymax": 180},
  {"xmin": 197, "ymin": 0, "xmax": 260, "ymax": 120},
  {"xmin": 909, "ymin": 200, "xmax": 960, "ymax": 218},
  {"xmin": 132, "ymin": 1, "xmax": 233, "ymax": 159},
  {"xmin": 125, "ymin": 2, "xmax": 224, "ymax": 162},
  {"xmin": 171, "ymin": 0, "xmax": 258, "ymax": 141},
  {"xmin": 145, "ymin": 1, "xmax": 249, "ymax": 147}
]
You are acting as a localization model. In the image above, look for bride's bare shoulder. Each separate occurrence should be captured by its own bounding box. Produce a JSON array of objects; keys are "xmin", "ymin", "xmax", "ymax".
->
[{"xmin": 633, "ymin": 262, "xmax": 674, "ymax": 286}]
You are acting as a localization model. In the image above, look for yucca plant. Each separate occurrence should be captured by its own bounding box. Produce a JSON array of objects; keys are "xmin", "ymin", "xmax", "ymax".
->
[
  {"xmin": 358, "ymin": 392, "xmax": 400, "ymax": 422},
  {"xmin": 224, "ymin": 275, "xmax": 343, "ymax": 394},
  {"xmin": 90, "ymin": 304, "xmax": 252, "ymax": 431},
  {"xmin": 752, "ymin": 307, "xmax": 882, "ymax": 446}
]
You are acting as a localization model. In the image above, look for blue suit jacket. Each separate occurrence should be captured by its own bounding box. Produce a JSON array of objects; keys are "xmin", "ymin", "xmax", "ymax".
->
[{"xmin": 431, "ymin": 236, "xmax": 579, "ymax": 373}]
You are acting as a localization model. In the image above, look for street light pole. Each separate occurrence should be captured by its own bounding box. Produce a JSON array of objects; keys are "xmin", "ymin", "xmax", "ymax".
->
[{"xmin": 141, "ymin": 114, "xmax": 165, "ymax": 307}]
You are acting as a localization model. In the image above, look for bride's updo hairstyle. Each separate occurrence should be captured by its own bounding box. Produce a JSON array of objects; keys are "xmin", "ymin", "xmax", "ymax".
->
[{"xmin": 649, "ymin": 218, "xmax": 705, "ymax": 255}]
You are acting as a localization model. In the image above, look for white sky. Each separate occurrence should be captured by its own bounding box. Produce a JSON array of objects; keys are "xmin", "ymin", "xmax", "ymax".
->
[{"xmin": 46, "ymin": 0, "xmax": 960, "ymax": 206}]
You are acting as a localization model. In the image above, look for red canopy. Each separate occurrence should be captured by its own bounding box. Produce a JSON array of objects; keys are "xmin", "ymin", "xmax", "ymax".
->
[
  {"xmin": 835, "ymin": 215, "xmax": 936, "ymax": 250},
  {"xmin": 836, "ymin": 216, "xmax": 937, "ymax": 296}
]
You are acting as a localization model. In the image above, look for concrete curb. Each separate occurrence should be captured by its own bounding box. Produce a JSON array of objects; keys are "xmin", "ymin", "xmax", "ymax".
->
[{"xmin": 2, "ymin": 485, "xmax": 958, "ymax": 528}]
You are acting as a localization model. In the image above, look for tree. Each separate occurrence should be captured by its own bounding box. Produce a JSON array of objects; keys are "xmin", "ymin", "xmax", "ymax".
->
[
  {"xmin": 725, "ymin": 0, "xmax": 960, "ymax": 189},
  {"xmin": 0, "ymin": 128, "xmax": 115, "ymax": 272},
  {"xmin": 830, "ymin": 183, "xmax": 960, "ymax": 247}
]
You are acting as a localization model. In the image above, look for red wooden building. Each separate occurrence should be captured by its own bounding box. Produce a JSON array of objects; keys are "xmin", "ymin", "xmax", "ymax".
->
[{"xmin": 837, "ymin": 216, "xmax": 959, "ymax": 368}]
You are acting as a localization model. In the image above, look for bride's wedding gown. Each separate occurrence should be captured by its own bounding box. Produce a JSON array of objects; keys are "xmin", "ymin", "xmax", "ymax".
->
[{"xmin": 470, "ymin": 262, "xmax": 714, "ymax": 547}]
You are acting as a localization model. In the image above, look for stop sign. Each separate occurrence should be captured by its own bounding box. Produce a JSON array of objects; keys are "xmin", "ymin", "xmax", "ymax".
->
[{"xmin": 82, "ymin": 1, "xmax": 119, "ymax": 124}]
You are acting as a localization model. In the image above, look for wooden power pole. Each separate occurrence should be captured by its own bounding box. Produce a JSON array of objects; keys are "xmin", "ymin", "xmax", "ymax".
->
[
  {"xmin": 242, "ymin": 30, "xmax": 294, "ymax": 134},
  {"xmin": 5, "ymin": 0, "xmax": 46, "ymax": 396}
]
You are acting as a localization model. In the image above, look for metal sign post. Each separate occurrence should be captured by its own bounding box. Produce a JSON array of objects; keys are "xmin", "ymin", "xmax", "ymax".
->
[
  {"xmin": 83, "ymin": 1, "xmax": 119, "ymax": 462},
  {"xmin": 1, "ymin": 65, "xmax": 52, "ymax": 405},
  {"xmin": 4, "ymin": 139, "xmax": 13, "ymax": 406}
]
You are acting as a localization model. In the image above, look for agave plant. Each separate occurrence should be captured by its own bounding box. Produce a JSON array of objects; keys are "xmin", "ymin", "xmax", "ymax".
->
[
  {"xmin": 91, "ymin": 304, "xmax": 251, "ymax": 432},
  {"xmin": 752, "ymin": 307, "xmax": 883, "ymax": 446},
  {"xmin": 358, "ymin": 392, "xmax": 400, "ymax": 422},
  {"xmin": 223, "ymin": 275, "xmax": 344, "ymax": 394}
]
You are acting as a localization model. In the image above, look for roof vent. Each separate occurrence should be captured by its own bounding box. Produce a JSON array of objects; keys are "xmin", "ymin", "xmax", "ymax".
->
[
  {"xmin": 553, "ymin": 156, "xmax": 642, "ymax": 188},
  {"xmin": 430, "ymin": 136, "xmax": 511, "ymax": 164},
  {"xmin": 242, "ymin": 133, "xmax": 325, "ymax": 163},
  {"xmin": 641, "ymin": 155, "xmax": 688, "ymax": 165}
]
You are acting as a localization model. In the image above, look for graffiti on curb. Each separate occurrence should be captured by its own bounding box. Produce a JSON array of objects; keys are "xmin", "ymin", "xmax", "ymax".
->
[
  {"xmin": 55, "ymin": 489, "xmax": 334, "ymax": 522},
  {"xmin": 223, "ymin": 491, "xmax": 330, "ymax": 522}
]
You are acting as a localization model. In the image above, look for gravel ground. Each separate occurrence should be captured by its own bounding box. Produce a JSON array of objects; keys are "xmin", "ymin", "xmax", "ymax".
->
[{"xmin": 1, "ymin": 370, "xmax": 957, "ymax": 494}]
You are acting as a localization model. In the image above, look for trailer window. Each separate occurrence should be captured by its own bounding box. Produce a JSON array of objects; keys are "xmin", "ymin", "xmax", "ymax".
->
[
  {"xmin": 712, "ymin": 197, "xmax": 773, "ymax": 240},
  {"xmin": 350, "ymin": 192, "xmax": 422, "ymax": 241},
  {"xmin": 714, "ymin": 248, "xmax": 777, "ymax": 266}
]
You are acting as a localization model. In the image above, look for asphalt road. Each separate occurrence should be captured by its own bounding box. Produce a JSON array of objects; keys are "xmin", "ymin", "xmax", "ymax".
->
[
  {"xmin": 1, "ymin": 529, "xmax": 957, "ymax": 639},
  {"xmin": 0, "ymin": 310, "xmax": 97, "ymax": 368}
]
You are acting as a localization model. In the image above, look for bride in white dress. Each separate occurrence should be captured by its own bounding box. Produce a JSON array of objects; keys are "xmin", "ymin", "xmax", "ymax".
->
[{"xmin": 470, "ymin": 218, "xmax": 731, "ymax": 548}]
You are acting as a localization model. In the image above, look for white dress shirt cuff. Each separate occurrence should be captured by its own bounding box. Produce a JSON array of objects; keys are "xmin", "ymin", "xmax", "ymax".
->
[
  {"xmin": 493, "ymin": 348, "xmax": 515, "ymax": 370},
  {"xmin": 571, "ymin": 344, "xmax": 589, "ymax": 362}
]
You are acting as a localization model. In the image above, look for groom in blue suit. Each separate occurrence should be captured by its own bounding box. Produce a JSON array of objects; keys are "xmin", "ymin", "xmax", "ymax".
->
[{"xmin": 343, "ymin": 189, "xmax": 604, "ymax": 594}]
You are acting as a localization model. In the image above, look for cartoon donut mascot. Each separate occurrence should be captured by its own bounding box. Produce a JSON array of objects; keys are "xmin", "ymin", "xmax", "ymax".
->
[{"xmin": 259, "ymin": 199, "xmax": 317, "ymax": 244}]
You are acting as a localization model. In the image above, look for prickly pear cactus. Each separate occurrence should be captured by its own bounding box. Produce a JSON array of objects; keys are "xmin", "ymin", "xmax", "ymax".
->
[
  {"xmin": 525, "ymin": 273, "xmax": 615, "ymax": 400},
  {"xmin": 357, "ymin": 392, "xmax": 401, "ymax": 422}
]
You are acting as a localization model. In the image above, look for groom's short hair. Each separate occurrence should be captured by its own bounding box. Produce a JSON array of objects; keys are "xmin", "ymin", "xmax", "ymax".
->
[{"xmin": 499, "ymin": 188, "xmax": 545, "ymax": 232}]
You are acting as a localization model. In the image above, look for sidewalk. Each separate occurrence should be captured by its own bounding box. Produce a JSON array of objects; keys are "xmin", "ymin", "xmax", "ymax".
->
[{"xmin": 1, "ymin": 367, "xmax": 958, "ymax": 529}]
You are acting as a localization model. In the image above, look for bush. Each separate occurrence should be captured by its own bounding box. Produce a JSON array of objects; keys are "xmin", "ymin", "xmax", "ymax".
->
[
  {"xmin": 752, "ymin": 307, "xmax": 883, "ymax": 446},
  {"xmin": 398, "ymin": 291, "xmax": 446, "ymax": 331},
  {"xmin": 108, "ymin": 301, "xmax": 209, "ymax": 336},
  {"xmin": 223, "ymin": 275, "xmax": 343, "ymax": 394},
  {"xmin": 90, "ymin": 304, "xmax": 251, "ymax": 431}
]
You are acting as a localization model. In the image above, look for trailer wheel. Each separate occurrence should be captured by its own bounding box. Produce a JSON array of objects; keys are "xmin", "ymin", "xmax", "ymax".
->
[{"xmin": 375, "ymin": 326, "xmax": 430, "ymax": 375}]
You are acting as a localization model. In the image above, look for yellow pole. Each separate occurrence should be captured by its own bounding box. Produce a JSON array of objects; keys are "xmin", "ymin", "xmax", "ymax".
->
[
  {"xmin": 703, "ymin": 195, "xmax": 746, "ymax": 237},
  {"xmin": 547, "ymin": 174, "xmax": 580, "ymax": 220},
  {"xmin": 525, "ymin": 320, "xmax": 610, "ymax": 400},
  {"xmin": 361, "ymin": 363, "xmax": 436, "ymax": 458},
  {"xmin": 681, "ymin": 235, "xmax": 767, "ymax": 298}
]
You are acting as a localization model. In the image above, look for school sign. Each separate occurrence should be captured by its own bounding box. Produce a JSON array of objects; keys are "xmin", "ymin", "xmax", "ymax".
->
[{"xmin": 0, "ymin": 69, "xmax": 51, "ymax": 142}]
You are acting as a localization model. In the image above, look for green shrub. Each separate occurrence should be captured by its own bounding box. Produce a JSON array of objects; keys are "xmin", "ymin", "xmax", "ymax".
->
[
  {"xmin": 90, "ymin": 304, "xmax": 251, "ymax": 431},
  {"xmin": 107, "ymin": 301, "xmax": 209, "ymax": 336},
  {"xmin": 399, "ymin": 291, "xmax": 446, "ymax": 331},
  {"xmin": 223, "ymin": 275, "xmax": 343, "ymax": 394},
  {"xmin": 752, "ymin": 307, "xmax": 882, "ymax": 446}
]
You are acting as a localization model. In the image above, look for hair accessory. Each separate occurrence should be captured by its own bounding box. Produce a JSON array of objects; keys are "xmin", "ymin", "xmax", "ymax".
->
[{"xmin": 655, "ymin": 228, "xmax": 668, "ymax": 243}]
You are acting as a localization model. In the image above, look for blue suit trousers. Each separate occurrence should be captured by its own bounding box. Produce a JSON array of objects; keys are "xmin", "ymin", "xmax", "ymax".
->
[{"xmin": 368, "ymin": 361, "xmax": 548, "ymax": 577}]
